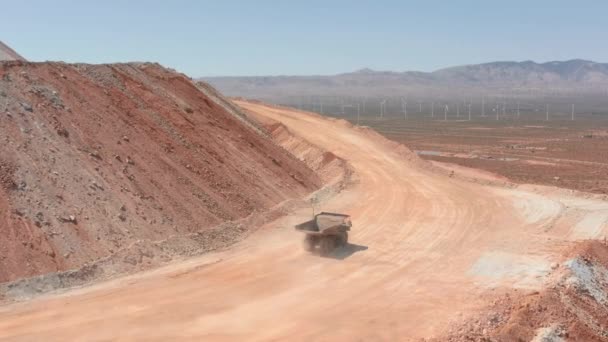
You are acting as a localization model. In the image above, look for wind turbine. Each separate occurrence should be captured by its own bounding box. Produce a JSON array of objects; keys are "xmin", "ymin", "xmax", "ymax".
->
[
  {"xmin": 444, "ymin": 104, "xmax": 448, "ymax": 121},
  {"xmin": 571, "ymin": 104, "xmax": 575, "ymax": 121},
  {"xmin": 380, "ymin": 99, "xmax": 387, "ymax": 118},
  {"xmin": 468, "ymin": 102, "xmax": 471, "ymax": 121},
  {"xmin": 362, "ymin": 97, "xmax": 366, "ymax": 114},
  {"xmin": 320, "ymin": 98, "xmax": 323, "ymax": 114},
  {"xmin": 401, "ymin": 98, "xmax": 407, "ymax": 120}
]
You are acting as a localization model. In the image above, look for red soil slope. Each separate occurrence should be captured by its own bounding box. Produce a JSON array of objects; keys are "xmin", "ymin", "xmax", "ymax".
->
[{"xmin": 0, "ymin": 61, "xmax": 320, "ymax": 283}]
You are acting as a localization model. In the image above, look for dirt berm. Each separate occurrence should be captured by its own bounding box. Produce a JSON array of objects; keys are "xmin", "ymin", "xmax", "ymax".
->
[{"xmin": 0, "ymin": 61, "xmax": 321, "ymax": 284}]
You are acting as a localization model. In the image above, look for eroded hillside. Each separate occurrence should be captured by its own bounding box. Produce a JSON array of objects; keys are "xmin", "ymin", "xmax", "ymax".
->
[{"xmin": 0, "ymin": 61, "xmax": 321, "ymax": 283}]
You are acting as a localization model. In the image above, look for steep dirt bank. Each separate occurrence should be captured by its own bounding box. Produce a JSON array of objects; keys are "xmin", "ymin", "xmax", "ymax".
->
[
  {"xmin": 0, "ymin": 61, "xmax": 321, "ymax": 283},
  {"xmin": 242, "ymin": 104, "xmax": 351, "ymax": 186}
]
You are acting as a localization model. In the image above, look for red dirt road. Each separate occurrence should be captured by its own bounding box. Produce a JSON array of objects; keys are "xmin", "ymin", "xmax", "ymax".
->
[{"xmin": 1, "ymin": 102, "xmax": 608, "ymax": 341}]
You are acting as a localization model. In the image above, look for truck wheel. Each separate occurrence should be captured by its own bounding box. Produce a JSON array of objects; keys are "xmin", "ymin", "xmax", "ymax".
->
[
  {"xmin": 319, "ymin": 236, "xmax": 335, "ymax": 255},
  {"xmin": 303, "ymin": 235, "xmax": 316, "ymax": 252}
]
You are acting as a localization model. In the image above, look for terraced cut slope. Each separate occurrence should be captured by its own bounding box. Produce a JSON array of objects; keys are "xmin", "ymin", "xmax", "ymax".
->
[
  {"xmin": 0, "ymin": 61, "xmax": 320, "ymax": 284},
  {"xmin": 0, "ymin": 101, "xmax": 606, "ymax": 340}
]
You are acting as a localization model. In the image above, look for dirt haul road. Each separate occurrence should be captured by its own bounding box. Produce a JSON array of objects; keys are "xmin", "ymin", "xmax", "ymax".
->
[{"xmin": 1, "ymin": 102, "xmax": 608, "ymax": 341}]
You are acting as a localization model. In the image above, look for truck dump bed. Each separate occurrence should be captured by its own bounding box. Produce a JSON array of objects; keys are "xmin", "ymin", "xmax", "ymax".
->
[{"xmin": 295, "ymin": 212, "xmax": 351, "ymax": 235}]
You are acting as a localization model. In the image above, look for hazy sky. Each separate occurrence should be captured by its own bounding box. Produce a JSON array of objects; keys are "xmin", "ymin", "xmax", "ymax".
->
[{"xmin": 2, "ymin": 1, "xmax": 607, "ymax": 76}]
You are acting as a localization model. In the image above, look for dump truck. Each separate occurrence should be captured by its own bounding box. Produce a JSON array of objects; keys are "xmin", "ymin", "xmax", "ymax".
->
[{"xmin": 295, "ymin": 212, "xmax": 352, "ymax": 255}]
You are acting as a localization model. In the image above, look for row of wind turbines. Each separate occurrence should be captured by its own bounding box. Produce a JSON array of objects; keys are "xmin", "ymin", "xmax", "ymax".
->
[
  {"xmin": 327, "ymin": 98, "xmax": 578, "ymax": 124},
  {"xmin": 394, "ymin": 99, "xmax": 574, "ymax": 121}
]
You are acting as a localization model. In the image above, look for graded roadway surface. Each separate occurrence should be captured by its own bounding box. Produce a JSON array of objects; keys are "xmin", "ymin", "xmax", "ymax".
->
[{"xmin": 1, "ymin": 101, "xmax": 608, "ymax": 341}]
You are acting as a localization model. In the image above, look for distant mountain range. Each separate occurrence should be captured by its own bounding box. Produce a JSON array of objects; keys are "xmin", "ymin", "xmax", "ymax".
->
[
  {"xmin": 202, "ymin": 60, "xmax": 608, "ymax": 102},
  {"xmin": 432, "ymin": 60, "xmax": 608, "ymax": 85}
]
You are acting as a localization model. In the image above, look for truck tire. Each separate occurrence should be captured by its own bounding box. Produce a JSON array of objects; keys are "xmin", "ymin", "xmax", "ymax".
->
[
  {"xmin": 303, "ymin": 235, "xmax": 316, "ymax": 252},
  {"xmin": 319, "ymin": 236, "xmax": 335, "ymax": 255}
]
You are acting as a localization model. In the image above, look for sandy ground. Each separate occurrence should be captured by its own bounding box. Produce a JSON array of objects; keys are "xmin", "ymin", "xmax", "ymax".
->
[
  {"xmin": 362, "ymin": 117, "xmax": 608, "ymax": 195},
  {"xmin": 1, "ymin": 102, "xmax": 608, "ymax": 341}
]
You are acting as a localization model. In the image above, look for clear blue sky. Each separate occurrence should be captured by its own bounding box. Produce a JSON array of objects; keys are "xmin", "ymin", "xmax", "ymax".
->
[{"xmin": 2, "ymin": 0, "xmax": 607, "ymax": 76}]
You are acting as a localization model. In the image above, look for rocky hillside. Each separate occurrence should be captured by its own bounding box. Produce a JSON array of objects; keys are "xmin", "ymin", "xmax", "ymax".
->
[{"xmin": 0, "ymin": 61, "xmax": 321, "ymax": 283}]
